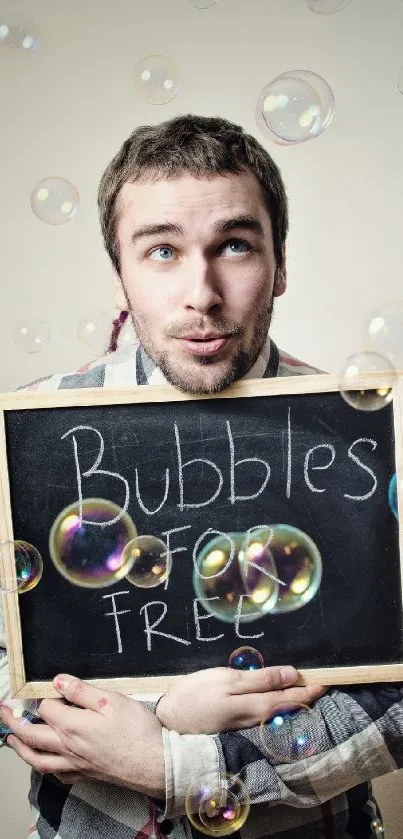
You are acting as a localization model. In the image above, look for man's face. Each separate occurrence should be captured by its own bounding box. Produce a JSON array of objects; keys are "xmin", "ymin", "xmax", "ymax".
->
[{"xmin": 115, "ymin": 171, "xmax": 286, "ymax": 394}]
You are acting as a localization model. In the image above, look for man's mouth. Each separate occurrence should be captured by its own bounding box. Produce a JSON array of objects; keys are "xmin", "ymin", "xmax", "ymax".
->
[{"xmin": 178, "ymin": 334, "xmax": 230, "ymax": 356}]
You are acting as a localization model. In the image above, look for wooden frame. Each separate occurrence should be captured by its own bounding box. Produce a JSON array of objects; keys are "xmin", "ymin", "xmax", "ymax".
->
[{"xmin": 0, "ymin": 371, "xmax": 402, "ymax": 699}]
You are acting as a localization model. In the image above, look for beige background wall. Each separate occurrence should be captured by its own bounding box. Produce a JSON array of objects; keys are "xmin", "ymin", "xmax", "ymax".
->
[{"xmin": 1, "ymin": 0, "xmax": 403, "ymax": 834}]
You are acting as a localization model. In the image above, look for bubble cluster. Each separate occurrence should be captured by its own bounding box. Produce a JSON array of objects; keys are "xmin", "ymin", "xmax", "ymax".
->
[
  {"xmin": 13, "ymin": 318, "xmax": 50, "ymax": 354},
  {"xmin": 123, "ymin": 535, "xmax": 172, "ymax": 588},
  {"xmin": 260, "ymin": 703, "xmax": 318, "ymax": 762},
  {"xmin": 49, "ymin": 498, "xmax": 137, "ymax": 588},
  {"xmin": 0, "ymin": 540, "xmax": 43, "ymax": 594},
  {"xmin": 305, "ymin": 0, "xmax": 350, "ymax": 13},
  {"xmin": 256, "ymin": 70, "xmax": 334, "ymax": 145},
  {"xmin": 0, "ymin": 15, "xmax": 39, "ymax": 55},
  {"xmin": 365, "ymin": 301, "xmax": 403, "ymax": 369},
  {"xmin": 388, "ymin": 473, "xmax": 398, "ymax": 520},
  {"xmin": 339, "ymin": 352, "xmax": 395, "ymax": 412},
  {"xmin": 228, "ymin": 646, "xmax": 264, "ymax": 671},
  {"xmin": 193, "ymin": 531, "xmax": 278, "ymax": 623},
  {"xmin": 185, "ymin": 772, "xmax": 250, "ymax": 836},
  {"xmin": 251, "ymin": 526, "xmax": 322, "ymax": 614},
  {"xmin": 133, "ymin": 55, "xmax": 181, "ymax": 104},
  {"xmin": 30, "ymin": 177, "xmax": 79, "ymax": 224},
  {"xmin": 77, "ymin": 310, "xmax": 112, "ymax": 357}
]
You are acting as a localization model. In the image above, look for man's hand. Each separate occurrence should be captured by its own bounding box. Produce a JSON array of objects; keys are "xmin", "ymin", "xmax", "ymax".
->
[
  {"xmin": 0, "ymin": 675, "xmax": 165, "ymax": 794},
  {"xmin": 156, "ymin": 665, "xmax": 326, "ymax": 734}
]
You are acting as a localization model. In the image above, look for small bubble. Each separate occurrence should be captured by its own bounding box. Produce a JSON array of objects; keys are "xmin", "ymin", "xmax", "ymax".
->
[
  {"xmin": 306, "ymin": 0, "xmax": 350, "ymax": 13},
  {"xmin": 133, "ymin": 55, "xmax": 181, "ymax": 104},
  {"xmin": 0, "ymin": 541, "xmax": 43, "ymax": 594},
  {"xmin": 339, "ymin": 352, "xmax": 395, "ymax": 411},
  {"xmin": 256, "ymin": 69, "xmax": 334, "ymax": 145},
  {"xmin": 185, "ymin": 772, "xmax": 250, "ymax": 836},
  {"xmin": 124, "ymin": 535, "xmax": 172, "ymax": 588},
  {"xmin": 260, "ymin": 703, "xmax": 318, "ymax": 762},
  {"xmin": 228, "ymin": 647, "xmax": 264, "ymax": 671},
  {"xmin": 30, "ymin": 177, "xmax": 79, "ymax": 224},
  {"xmin": 77, "ymin": 310, "xmax": 112, "ymax": 357},
  {"xmin": 13, "ymin": 318, "xmax": 50, "ymax": 354}
]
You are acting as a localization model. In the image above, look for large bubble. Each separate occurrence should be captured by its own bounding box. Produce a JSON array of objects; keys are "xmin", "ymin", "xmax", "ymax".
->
[
  {"xmin": 260, "ymin": 703, "xmax": 319, "ymax": 762},
  {"xmin": 30, "ymin": 177, "xmax": 79, "ymax": 224},
  {"xmin": 185, "ymin": 772, "xmax": 250, "ymax": 836},
  {"xmin": 0, "ymin": 15, "xmax": 39, "ymax": 55},
  {"xmin": 339, "ymin": 352, "xmax": 395, "ymax": 411},
  {"xmin": 193, "ymin": 531, "xmax": 279, "ymax": 623},
  {"xmin": 256, "ymin": 69, "xmax": 334, "ymax": 145},
  {"xmin": 49, "ymin": 498, "xmax": 137, "ymax": 588}
]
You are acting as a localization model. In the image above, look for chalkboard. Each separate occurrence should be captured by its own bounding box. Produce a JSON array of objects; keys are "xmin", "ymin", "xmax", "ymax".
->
[{"xmin": 0, "ymin": 373, "xmax": 402, "ymax": 699}]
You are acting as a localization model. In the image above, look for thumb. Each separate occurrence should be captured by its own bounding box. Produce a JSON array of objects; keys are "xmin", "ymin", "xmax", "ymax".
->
[
  {"xmin": 231, "ymin": 665, "xmax": 298, "ymax": 695},
  {"xmin": 53, "ymin": 674, "xmax": 108, "ymax": 712}
]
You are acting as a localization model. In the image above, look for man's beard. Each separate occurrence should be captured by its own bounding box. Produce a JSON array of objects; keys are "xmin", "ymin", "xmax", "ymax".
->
[{"xmin": 127, "ymin": 297, "xmax": 274, "ymax": 395}]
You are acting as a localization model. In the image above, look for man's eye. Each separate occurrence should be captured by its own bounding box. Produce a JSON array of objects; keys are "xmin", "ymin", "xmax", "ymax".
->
[
  {"xmin": 149, "ymin": 246, "xmax": 174, "ymax": 261},
  {"xmin": 222, "ymin": 239, "xmax": 251, "ymax": 255}
]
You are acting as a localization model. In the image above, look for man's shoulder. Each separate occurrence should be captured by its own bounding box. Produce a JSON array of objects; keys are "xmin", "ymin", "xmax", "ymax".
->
[
  {"xmin": 277, "ymin": 347, "xmax": 324, "ymax": 377},
  {"xmin": 17, "ymin": 347, "xmax": 139, "ymax": 393}
]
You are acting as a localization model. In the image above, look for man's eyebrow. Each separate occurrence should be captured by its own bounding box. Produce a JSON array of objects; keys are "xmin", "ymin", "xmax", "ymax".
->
[{"xmin": 130, "ymin": 215, "xmax": 264, "ymax": 245}]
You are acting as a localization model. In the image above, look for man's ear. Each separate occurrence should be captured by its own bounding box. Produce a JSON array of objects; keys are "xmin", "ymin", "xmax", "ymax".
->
[
  {"xmin": 113, "ymin": 271, "xmax": 128, "ymax": 311},
  {"xmin": 274, "ymin": 243, "xmax": 287, "ymax": 297}
]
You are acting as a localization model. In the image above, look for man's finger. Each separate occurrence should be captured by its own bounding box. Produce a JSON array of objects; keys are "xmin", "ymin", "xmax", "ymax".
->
[
  {"xmin": 7, "ymin": 736, "xmax": 81, "ymax": 775},
  {"xmin": 52, "ymin": 675, "xmax": 112, "ymax": 713},
  {"xmin": 0, "ymin": 707, "xmax": 65, "ymax": 753},
  {"xmin": 230, "ymin": 665, "xmax": 299, "ymax": 695}
]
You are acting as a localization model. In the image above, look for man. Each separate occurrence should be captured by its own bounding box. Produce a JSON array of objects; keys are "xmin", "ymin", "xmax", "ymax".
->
[{"xmin": 0, "ymin": 114, "xmax": 401, "ymax": 838}]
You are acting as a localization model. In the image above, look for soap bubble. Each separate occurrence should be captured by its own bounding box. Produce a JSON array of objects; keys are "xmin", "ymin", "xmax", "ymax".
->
[
  {"xmin": 77, "ymin": 310, "xmax": 112, "ymax": 357},
  {"xmin": 242, "ymin": 525, "xmax": 322, "ymax": 614},
  {"xmin": 399, "ymin": 67, "xmax": 403, "ymax": 95},
  {"xmin": 13, "ymin": 318, "xmax": 50, "ymax": 354},
  {"xmin": 0, "ymin": 15, "xmax": 39, "ymax": 55},
  {"xmin": 228, "ymin": 646, "xmax": 264, "ymax": 671},
  {"xmin": 193, "ymin": 531, "xmax": 279, "ymax": 623},
  {"xmin": 260, "ymin": 703, "xmax": 318, "ymax": 762},
  {"xmin": 388, "ymin": 473, "xmax": 399, "ymax": 520},
  {"xmin": 49, "ymin": 498, "xmax": 138, "ymax": 588},
  {"xmin": 256, "ymin": 70, "xmax": 334, "ymax": 144},
  {"xmin": 339, "ymin": 352, "xmax": 395, "ymax": 411},
  {"xmin": 30, "ymin": 177, "xmax": 79, "ymax": 224},
  {"xmin": 189, "ymin": 0, "xmax": 219, "ymax": 8},
  {"xmin": 133, "ymin": 55, "xmax": 181, "ymax": 104},
  {"xmin": 365, "ymin": 301, "xmax": 403, "ymax": 369},
  {"xmin": 185, "ymin": 772, "xmax": 250, "ymax": 836},
  {"xmin": 371, "ymin": 817, "xmax": 385, "ymax": 837},
  {"xmin": 0, "ymin": 540, "xmax": 43, "ymax": 594},
  {"xmin": 305, "ymin": 0, "xmax": 350, "ymax": 13},
  {"xmin": 123, "ymin": 535, "xmax": 172, "ymax": 588}
]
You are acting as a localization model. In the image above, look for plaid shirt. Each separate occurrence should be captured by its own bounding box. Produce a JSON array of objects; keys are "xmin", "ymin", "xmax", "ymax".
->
[{"xmin": 1, "ymin": 335, "xmax": 400, "ymax": 839}]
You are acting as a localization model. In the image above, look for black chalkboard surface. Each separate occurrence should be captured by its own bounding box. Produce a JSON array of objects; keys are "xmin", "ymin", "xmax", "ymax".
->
[{"xmin": 0, "ymin": 374, "xmax": 402, "ymax": 699}]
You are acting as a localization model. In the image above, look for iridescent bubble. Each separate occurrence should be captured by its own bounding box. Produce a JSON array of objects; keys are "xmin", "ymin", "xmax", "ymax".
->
[
  {"xmin": 388, "ymin": 473, "xmax": 398, "ymax": 520},
  {"xmin": 0, "ymin": 540, "xmax": 43, "ymax": 594},
  {"xmin": 371, "ymin": 817, "xmax": 385, "ymax": 837},
  {"xmin": 77, "ymin": 310, "xmax": 112, "ymax": 357},
  {"xmin": 256, "ymin": 70, "xmax": 334, "ymax": 144},
  {"xmin": 243, "ymin": 526, "xmax": 322, "ymax": 614},
  {"xmin": 30, "ymin": 177, "xmax": 79, "ymax": 224},
  {"xmin": 13, "ymin": 318, "xmax": 50, "ymax": 354},
  {"xmin": 193, "ymin": 531, "xmax": 279, "ymax": 624},
  {"xmin": 133, "ymin": 55, "xmax": 181, "ymax": 105},
  {"xmin": 185, "ymin": 772, "xmax": 250, "ymax": 836},
  {"xmin": 339, "ymin": 352, "xmax": 395, "ymax": 412},
  {"xmin": 365, "ymin": 301, "xmax": 403, "ymax": 369},
  {"xmin": 228, "ymin": 646, "xmax": 264, "ymax": 671},
  {"xmin": 123, "ymin": 535, "xmax": 172, "ymax": 588},
  {"xmin": 189, "ymin": 0, "xmax": 220, "ymax": 8},
  {"xmin": 0, "ymin": 15, "xmax": 39, "ymax": 55},
  {"xmin": 305, "ymin": 0, "xmax": 350, "ymax": 13},
  {"xmin": 260, "ymin": 703, "xmax": 318, "ymax": 762},
  {"xmin": 49, "ymin": 498, "xmax": 137, "ymax": 588}
]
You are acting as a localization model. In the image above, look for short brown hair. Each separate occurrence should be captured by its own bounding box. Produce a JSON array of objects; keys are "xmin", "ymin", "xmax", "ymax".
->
[{"xmin": 98, "ymin": 113, "xmax": 289, "ymax": 274}]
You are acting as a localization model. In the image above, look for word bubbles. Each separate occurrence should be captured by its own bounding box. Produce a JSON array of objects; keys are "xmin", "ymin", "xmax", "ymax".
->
[
  {"xmin": 123, "ymin": 535, "xmax": 172, "ymax": 588},
  {"xmin": 366, "ymin": 301, "xmax": 403, "ymax": 369},
  {"xmin": 306, "ymin": 0, "xmax": 350, "ymax": 13},
  {"xmin": 193, "ymin": 531, "xmax": 279, "ymax": 624},
  {"xmin": 0, "ymin": 15, "xmax": 39, "ymax": 55},
  {"xmin": 49, "ymin": 498, "xmax": 137, "ymax": 588},
  {"xmin": 77, "ymin": 310, "xmax": 111, "ymax": 357},
  {"xmin": 260, "ymin": 703, "xmax": 318, "ymax": 762},
  {"xmin": 31, "ymin": 177, "xmax": 79, "ymax": 225},
  {"xmin": 228, "ymin": 646, "xmax": 264, "ymax": 671},
  {"xmin": 134, "ymin": 55, "xmax": 181, "ymax": 104},
  {"xmin": 244, "ymin": 526, "xmax": 322, "ymax": 614},
  {"xmin": 339, "ymin": 352, "xmax": 395, "ymax": 412},
  {"xmin": 0, "ymin": 540, "xmax": 43, "ymax": 594},
  {"xmin": 13, "ymin": 318, "xmax": 50, "ymax": 354},
  {"xmin": 186, "ymin": 772, "xmax": 250, "ymax": 836},
  {"xmin": 256, "ymin": 69, "xmax": 334, "ymax": 145}
]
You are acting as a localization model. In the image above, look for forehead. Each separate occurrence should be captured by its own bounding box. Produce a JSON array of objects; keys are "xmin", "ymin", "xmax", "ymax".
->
[{"xmin": 116, "ymin": 171, "xmax": 272, "ymax": 235}]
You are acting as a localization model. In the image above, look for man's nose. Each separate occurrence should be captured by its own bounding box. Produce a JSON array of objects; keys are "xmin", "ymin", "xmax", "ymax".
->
[{"xmin": 182, "ymin": 260, "xmax": 222, "ymax": 314}]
